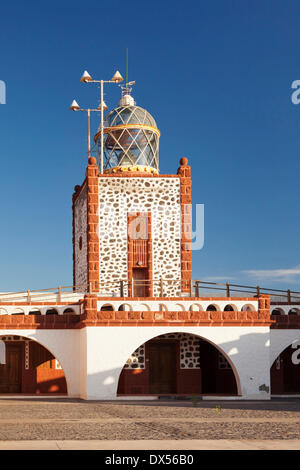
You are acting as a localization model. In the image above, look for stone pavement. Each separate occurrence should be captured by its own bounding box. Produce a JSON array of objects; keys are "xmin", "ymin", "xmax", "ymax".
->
[{"xmin": 0, "ymin": 397, "xmax": 300, "ymax": 449}]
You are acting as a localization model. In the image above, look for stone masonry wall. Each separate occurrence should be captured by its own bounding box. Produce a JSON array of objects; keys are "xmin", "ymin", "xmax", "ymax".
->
[
  {"xmin": 74, "ymin": 185, "xmax": 88, "ymax": 290},
  {"xmin": 98, "ymin": 177, "xmax": 182, "ymax": 296},
  {"xmin": 124, "ymin": 333, "xmax": 200, "ymax": 370}
]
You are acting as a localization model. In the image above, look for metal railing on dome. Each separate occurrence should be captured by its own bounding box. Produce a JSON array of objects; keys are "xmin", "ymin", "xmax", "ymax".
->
[{"xmin": 0, "ymin": 280, "xmax": 300, "ymax": 304}]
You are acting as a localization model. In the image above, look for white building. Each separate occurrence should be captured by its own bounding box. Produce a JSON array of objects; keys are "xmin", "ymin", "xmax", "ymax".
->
[{"xmin": 0, "ymin": 81, "xmax": 299, "ymax": 400}]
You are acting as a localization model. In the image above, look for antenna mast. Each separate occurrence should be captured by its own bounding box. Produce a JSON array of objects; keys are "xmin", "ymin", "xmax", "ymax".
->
[{"xmin": 126, "ymin": 47, "xmax": 128, "ymax": 85}]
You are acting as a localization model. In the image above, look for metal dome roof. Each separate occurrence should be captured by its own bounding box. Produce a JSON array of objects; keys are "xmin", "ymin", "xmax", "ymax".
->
[{"xmin": 104, "ymin": 105, "xmax": 157, "ymax": 129}]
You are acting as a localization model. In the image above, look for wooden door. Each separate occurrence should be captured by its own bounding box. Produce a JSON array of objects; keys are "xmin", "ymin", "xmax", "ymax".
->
[
  {"xmin": 132, "ymin": 268, "xmax": 147, "ymax": 297},
  {"xmin": 0, "ymin": 343, "xmax": 22, "ymax": 393},
  {"xmin": 149, "ymin": 342, "xmax": 177, "ymax": 394}
]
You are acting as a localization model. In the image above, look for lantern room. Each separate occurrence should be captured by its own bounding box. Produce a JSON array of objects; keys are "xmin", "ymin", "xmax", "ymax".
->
[{"xmin": 94, "ymin": 90, "xmax": 160, "ymax": 174}]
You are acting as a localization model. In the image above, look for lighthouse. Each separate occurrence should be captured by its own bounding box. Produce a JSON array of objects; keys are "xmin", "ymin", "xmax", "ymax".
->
[
  {"xmin": 0, "ymin": 70, "xmax": 289, "ymax": 401},
  {"xmin": 73, "ymin": 80, "xmax": 192, "ymax": 298}
]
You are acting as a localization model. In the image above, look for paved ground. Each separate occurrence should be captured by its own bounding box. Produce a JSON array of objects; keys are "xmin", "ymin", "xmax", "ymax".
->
[{"xmin": 0, "ymin": 397, "xmax": 300, "ymax": 449}]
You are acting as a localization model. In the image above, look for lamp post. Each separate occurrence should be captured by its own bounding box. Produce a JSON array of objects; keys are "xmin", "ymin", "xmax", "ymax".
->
[
  {"xmin": 80, "ymin": 70, "xmax": 123, "ymax": 173},
  {"xmin": 69, "ymin": 100, "xmax": 108, "ymax": 159}
]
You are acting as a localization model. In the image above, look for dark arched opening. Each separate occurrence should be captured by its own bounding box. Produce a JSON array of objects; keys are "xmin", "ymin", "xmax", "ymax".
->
[
  {"xmin": 206, "ymin": 305, "xmax": 217, "ymax": 312},
  {"xmin": 100, "ymin": 304, "xmax": 114, "ymax": 311},
  {"xmin": 46, "ymin": 309, "xmax": 58, "ymax": 315},
  {"xmin": 288, "ymin": 309, "xmax": 300, "ymax": 315},
  {"xmin": 271, "ymin": 309, "xmax": 283, "ymax": 316},
  {"xmin": 63, "ymin": 308, "xmax": 75, "ymax": 315},
  {"xmin": 0, "ymin": 335, "xmax": 67, "ymax": 395},
  {"xmin": 271, "ymin": 342, "xmax": 300, "ymax": 395},
  {"xmin": 117, "ymin": 333, "xmax": 238, "ymax": 397},
  {"xmin": 224, "ymin": 305, "xmax": 234, "ymax": 312}
]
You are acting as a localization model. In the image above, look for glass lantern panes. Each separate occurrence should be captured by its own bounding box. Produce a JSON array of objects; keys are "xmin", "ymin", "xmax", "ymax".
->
[
  {"xmin": 104, "ymin": 106, "xmax": 157, "ymax": 128},
  {"xmin": 97, "ymin": 105, "xmax": 159, "ymax": 172}
]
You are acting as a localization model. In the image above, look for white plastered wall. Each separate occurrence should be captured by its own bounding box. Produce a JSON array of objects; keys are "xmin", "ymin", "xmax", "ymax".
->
[{"xmin": 84, "ymin": 326, "xmax": 271, "ymax": 401}]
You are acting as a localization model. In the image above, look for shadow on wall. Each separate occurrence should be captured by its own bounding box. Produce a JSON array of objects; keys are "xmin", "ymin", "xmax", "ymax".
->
[{"xmin": 210, "ymin": 331, "xmax": 271, "ymax": 397}]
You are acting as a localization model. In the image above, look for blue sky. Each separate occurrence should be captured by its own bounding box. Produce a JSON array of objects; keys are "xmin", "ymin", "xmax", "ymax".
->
[{"xmin": 1, "ymin": 0, "xmax": 300, "ymax": 292}]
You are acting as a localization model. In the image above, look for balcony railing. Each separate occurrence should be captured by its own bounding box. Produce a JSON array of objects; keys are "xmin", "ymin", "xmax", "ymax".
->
[{"xmin": 0, "ymin": 280, "xmax": 300, "ymax": 304}]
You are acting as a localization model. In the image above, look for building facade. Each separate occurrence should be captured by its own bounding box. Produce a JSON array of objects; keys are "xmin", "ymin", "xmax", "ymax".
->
[{"xmin": 0, "ymin": 87, "xmax": 299, "ymax": 399}]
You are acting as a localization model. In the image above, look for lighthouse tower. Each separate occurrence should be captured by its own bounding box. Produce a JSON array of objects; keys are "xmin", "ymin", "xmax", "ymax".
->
[{"xmin": 72, "ymin": 84, "xmax": 192, "ymax": 298}]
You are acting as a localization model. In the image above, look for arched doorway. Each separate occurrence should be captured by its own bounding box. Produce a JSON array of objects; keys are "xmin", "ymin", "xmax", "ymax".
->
[
  {"xmin": 0, "ymin": 335, "xmax": 67, "ymax": 394},
  {"xmin": 117, "ymin": 333, "xmax": 238, "ymax": 396},
  {"xmin": 271, "ymin": 341, "xmax": 300, "ymax": 395}
]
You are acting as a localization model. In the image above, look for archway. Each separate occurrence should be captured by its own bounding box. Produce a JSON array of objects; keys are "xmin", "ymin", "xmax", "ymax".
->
[
  {"xmin": 45, "ymin": 308, "xmax": 58, "ymax": 315},
  {"xmin": 63, "ymin": 308, "xmax": 75, "ymax": 314},
  {"xmin": 288, "ymin": 308, "xmax": 300, "ymax": 315},
  {"xmin": 271, "ymin": 308, "xmax": 284, "ymax": 316},
  {"xmin": 189, "ymin": 304, "xmax": 203, "ymax": 312},
  {"xmin": 118, "ymin": 304, "xmax": 132, "ymax": 311},
  {"xmin": 11, "ymin": 308, "xmax": 25, "ymax": 315},
  {"xmin": 241, "ymin": 304, "xmax": 255, "ymax": 311},
  {"xmin": 117, "ymin": 333, "xmax": 238, "ymax": 396},
  {"xmin": 100, "ymin": 304, "xmax": 114, "ymax": 311},
  {"xmin": 271, "ymin": 341, "xmax": 300, "ymax": 395},
  {"xmin": 224, "ymin": 304, "xmax": 237, "ymax": 312},
  {"xmin": 0, "ymin": 335, "xmax": 67, "ymax": 394},
  {"xmin": 206, "ymin": 304, "xmax": 219, "ymax": 311},
  {"xmin": 29, "ymin": 309, "xmax": 41, "ymax": 315}
]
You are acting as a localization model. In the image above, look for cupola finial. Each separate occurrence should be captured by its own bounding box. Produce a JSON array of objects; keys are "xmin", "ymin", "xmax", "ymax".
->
[{"xmin": 119, "ymin": 80, "xmax": 136, "ymax": 106}]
